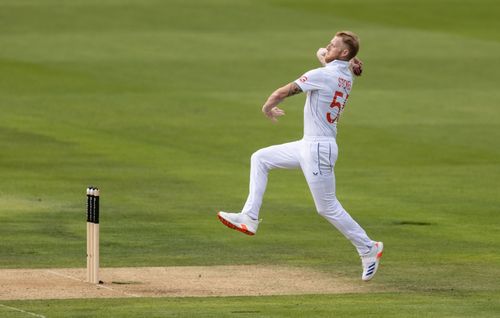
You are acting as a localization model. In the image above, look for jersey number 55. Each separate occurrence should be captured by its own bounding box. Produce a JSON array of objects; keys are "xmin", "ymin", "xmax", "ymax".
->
[{"xmin": 327, "ymin": 91, "xmax": 349, "ymax": 124}]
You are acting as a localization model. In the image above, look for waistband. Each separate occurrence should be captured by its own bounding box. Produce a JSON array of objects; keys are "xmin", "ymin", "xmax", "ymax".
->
[{"xmin": 302, "ymin": 135, "xmax": 337, "ymax": 142}]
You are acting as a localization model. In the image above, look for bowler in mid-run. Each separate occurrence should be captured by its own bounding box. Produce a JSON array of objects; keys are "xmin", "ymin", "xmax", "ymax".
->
[{"xmin": 218, "ymin": 31, "xmax": 383, "ymax": 281}]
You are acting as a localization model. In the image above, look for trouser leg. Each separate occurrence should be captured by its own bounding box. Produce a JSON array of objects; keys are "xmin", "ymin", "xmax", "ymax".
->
[
  {"xmin": 242, "ymin": 141, "xmax": 301, "ymax": 220},
  {"xmin": 301, "ymin": 140, "xmax": 373, "ymax": 255}
]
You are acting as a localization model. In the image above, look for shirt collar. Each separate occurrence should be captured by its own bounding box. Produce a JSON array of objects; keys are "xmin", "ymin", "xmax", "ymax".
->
[{"xmin": 326, "ymin": 60, "xmax": 349, "ymax": 67}]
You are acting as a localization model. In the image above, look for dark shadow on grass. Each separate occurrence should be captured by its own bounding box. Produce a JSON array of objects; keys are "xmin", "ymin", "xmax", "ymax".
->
[{"xmin": 392, "ymin": 221, "xmax": 433, "ymax": 226}]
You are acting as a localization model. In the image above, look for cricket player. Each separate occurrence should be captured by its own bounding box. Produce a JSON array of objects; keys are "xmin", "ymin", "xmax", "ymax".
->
[{"xmin": 218, "ymin": 31, "xmax": 383, "ymax": 281}]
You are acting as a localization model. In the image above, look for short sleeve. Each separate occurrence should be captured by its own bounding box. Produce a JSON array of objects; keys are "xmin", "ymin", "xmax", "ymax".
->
[{"xmin": 294, "ymin": 68, "xmax": 324, "ymax": 92}]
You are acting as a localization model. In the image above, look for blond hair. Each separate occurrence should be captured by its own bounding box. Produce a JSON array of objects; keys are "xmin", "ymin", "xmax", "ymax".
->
[{"xmin": 335, "ymin": 31, "xmax": 360, "ymax": 60}]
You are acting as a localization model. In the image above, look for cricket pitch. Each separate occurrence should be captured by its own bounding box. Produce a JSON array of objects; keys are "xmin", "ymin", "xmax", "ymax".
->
[{"xmin": 0, "ymin": 265, "xmax": 384, "ymax": 300}]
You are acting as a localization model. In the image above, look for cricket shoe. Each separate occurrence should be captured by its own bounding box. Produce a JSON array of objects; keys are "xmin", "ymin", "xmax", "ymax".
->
[
  {"xmin": 361, "ymin": 241, "xmax": 384, "ymax": 281},
  {"xmin": 217, "ymin": 211, "xmax": 259, "ymax": 236}
]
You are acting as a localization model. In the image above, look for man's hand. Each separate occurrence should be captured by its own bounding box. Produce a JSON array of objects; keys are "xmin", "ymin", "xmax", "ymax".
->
[
  {"xmin": 319, "ymin": 47, "xmax": 363, "ymax": 76},
  {"xmin": 349, "ymin": 57, "xmax": 363, "ymax": 76},
  {"xmin": 263, "ymin": 106, "xmax": 285, "ymax": 123},
  {"xmin": 261, "ymin": 82, "xmax": 301, "ymax": 123},
  {"xmin": 316, "ymin": 47, "xmax": 327, "ymax": 66}
]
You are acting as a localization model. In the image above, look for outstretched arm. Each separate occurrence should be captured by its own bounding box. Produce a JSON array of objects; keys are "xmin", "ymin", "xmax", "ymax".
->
[{"xmin": 262, "ymin": 82, "xmax": 302, "ymax": 122}]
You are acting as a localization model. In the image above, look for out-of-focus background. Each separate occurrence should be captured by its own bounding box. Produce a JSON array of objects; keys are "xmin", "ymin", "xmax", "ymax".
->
[{"xmin": 1, "ymin": 0, "xmax": 499, "ymax": 316}]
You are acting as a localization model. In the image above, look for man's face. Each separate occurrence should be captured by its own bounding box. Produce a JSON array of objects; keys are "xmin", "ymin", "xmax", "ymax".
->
[{"xmin": 324, "ymin": 36, "xmax": 348, "ymax": 63}]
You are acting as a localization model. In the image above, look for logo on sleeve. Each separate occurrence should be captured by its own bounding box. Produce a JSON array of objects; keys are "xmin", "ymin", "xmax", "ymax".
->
[{"xmin": 299, "ymin": 75, "xmax": 308, "ymax": 83}]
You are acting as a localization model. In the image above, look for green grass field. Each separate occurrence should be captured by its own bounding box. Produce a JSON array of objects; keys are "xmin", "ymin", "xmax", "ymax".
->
[{"xmin": 1, "ymin": 0, "xmax": 499, "ymax": 317}]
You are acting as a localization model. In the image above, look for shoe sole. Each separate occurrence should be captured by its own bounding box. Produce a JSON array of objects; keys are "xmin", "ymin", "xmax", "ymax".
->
[{"xmin": 217, "ymin": 213, "xmax": 255, "ymax": 236}]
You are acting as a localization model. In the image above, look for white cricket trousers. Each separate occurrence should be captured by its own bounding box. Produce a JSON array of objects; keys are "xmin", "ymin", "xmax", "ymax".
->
[{"xmin": 241, "ymin": 137, "xmax": 373, "ymax": 255}]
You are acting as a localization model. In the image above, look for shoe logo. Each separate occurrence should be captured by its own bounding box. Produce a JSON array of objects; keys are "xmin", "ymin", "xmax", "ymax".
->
[{"xmin": 313, "ymin": 172, "xmax": 318, "ymax": 175}]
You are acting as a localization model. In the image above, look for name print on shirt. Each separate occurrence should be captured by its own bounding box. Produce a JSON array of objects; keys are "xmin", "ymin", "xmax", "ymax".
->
[{"xmin": 338, "ymin": 77, "xmax": 351, "ymax": 90}]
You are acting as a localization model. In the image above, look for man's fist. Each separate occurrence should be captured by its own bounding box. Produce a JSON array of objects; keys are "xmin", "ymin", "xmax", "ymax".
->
[
  {"xmin": 350, "ymin": 57, "xmax": 363, "ymax": 76},
  {"xmin": 316, "ymin": 47, "xmax": 327, "ymax": 66}
]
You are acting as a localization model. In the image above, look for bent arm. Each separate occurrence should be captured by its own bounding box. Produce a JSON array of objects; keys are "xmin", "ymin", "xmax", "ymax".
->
[{"xmin": 261, "ymin": 82, "xmax": 302, "ymax": 122}]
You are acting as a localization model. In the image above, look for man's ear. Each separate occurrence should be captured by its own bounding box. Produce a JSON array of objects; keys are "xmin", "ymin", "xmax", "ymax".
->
[{"xmin": 341, "ymin": 48, "xmax": 350, "ymax": 59}]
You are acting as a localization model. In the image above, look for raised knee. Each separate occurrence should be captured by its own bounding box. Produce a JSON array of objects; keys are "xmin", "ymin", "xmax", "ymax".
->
[
  {"xmin": 251, "ymin": 149, "xmax": 266, "ymax": 165},
  {"xmin": 251, "ymin": 149, "xmax": 272, "ymax": 172}
]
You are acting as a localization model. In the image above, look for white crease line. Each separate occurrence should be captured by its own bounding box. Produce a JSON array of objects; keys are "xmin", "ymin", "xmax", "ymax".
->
[
  {"xmin": 45, "ymin": 270, "xmax": 141, "ymax": 298},
  {"xmin": 0, "ymin": 304, "xmax": 46, "ymax": 318},
  {"xmin": 93, "ymin": 281, "xmax": 141, "ymax": 297},
  {"xmin": 45, "ymin": 270, "xmax": 82, "ymax": 282}
]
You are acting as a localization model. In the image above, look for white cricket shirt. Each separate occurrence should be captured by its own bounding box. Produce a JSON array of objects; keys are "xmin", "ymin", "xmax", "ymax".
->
[{"xmin": 294, "ymin": 60, "xmax": 353, "ymax": 139}]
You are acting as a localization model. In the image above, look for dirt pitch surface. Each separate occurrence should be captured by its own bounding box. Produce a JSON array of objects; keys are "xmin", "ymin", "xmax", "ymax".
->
[{"xmin": 0, "ymin": 265, "xmax": 380, "ymax": 300}]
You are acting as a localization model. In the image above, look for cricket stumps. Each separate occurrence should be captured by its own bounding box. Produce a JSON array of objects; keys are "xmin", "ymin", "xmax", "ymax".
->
[{"xmin": 86, "ymin": 186, "xmax": 100, "ymax": 284}]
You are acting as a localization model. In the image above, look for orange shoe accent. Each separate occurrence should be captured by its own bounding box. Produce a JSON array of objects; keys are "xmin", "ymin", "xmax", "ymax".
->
[
  {"xmin": 217, "ymin": 214, "xmax": 255, "ymax": 236},
  {"xmin": 375, "ymin": 243, "xmax": 383, "ymax": 258}
]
